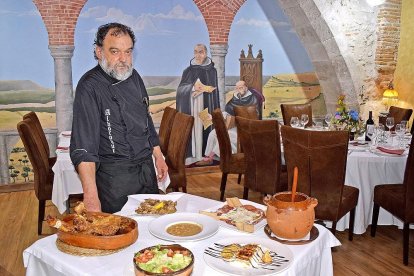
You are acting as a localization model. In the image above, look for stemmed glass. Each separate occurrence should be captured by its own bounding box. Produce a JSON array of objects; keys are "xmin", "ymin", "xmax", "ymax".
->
[
  {"xmin": 325, "ymin": 113, "xmax": 332, "ymax": 129},
  {"xmin": 301, "ymin": 114, "xmax": 309, "ymax": 128},
  {"xmin": 395, "ymin": 124, "xmax": 406, "ymax": 149},
  {"xmin": 290, "ymin": 117, "xmax": 300, "ymax": 128},
  {"xmin": 400, "ymin": 120, "xmax": 408, "ymax": 133},
  {"xmin": 386, "ymin": 117, "xmax": 395, "ymax": 144}
]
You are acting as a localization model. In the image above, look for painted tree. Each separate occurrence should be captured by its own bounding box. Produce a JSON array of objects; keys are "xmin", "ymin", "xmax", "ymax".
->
[{"xmin": 21, "ymin": 172, "xmax": 29, "ymax": 182}]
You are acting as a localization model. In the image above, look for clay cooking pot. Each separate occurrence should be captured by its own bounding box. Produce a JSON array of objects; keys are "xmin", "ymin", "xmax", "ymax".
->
[{"xmin": 263, "ymin": 191, "xmax": 318, "ymax": 239}]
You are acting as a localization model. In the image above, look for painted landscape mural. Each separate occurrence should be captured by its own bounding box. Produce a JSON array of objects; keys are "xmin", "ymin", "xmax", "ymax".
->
[{"xmin": 0, "ymin": 0, "xmax": 324, "ymax": 184}]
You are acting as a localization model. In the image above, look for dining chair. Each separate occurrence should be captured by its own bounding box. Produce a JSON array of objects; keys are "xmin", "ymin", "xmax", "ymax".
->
[
  {"xmin": 165, "ymin": 112, "xmax": 194, "ymax": 193},
  {"xmin": 158, "ymin": 106, "xmax": 178, "ymax": 156},
  {"xmin": 23, "ymin": 112, "xmax": 56, "ymax": 167},
  {"xmin": 280, "ymin": 103, "xmax": 313, "ymax": 127},
  {"xmin": 211, "ymin": 108, "xmax": 247, "ymax": 201},
  {"xmin": 236, "ymin": 117, "xmax": 288, "ymax": 197},
  {"xmin": 371, "ymin": 135, "xmax": 414, "ymax": 265},
  {"xmin": 17, "ymin": 117, "xmax": 54, "ymax": 235},
  {"xmin": 281, "ymin": 126, "xmax": 359, "ymax": 240},
  {"xmin": 379, "ymin": 106, "xmax": 412, "ymax": 132}
]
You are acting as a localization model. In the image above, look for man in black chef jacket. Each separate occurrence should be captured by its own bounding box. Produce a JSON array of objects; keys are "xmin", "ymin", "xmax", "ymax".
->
[{"xmin": 70, "ymin": 22, "xmax": 168, "ymax": 213}]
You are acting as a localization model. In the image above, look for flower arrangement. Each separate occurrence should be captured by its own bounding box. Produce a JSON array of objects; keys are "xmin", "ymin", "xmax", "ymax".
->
[{"xmin": 331, "ymin": 95, "xmax": 363, "ymax": 133}]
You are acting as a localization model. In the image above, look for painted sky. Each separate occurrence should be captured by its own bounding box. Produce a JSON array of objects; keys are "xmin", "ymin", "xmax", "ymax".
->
[{"xmin": 0, "ymin": 0, "xmax": 313, "ymax": 89}]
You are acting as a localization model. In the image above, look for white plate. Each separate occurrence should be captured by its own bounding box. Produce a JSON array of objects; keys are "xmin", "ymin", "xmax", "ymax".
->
[
  {"xmin": 123, "ymin": 194, "xmax": 184, "ymax": 216},
  {"xmin": 201, "ymin": 199, "xmax": 267, "ymax": 233},
  {"xmin": 204, "ymin": 236, "xmax": 293, "ymax": 275},
  {"xmin": 370, "ymin": 148, "xmax": 407, "ymax": 157},
  {"xmin": 148, "ymin": 213, "xmax": 219, "ymax": 242}
]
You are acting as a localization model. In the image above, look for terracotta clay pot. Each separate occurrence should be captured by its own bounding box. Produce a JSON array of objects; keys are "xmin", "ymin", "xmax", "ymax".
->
[{"xmin": 263, "ymin": 192, "xmax": 318, "ymax": 239}]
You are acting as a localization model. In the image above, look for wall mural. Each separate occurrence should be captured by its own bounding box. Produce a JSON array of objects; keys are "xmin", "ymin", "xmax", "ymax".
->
[{"xmin": 0, "ymin": 0, "xmax": 323, "ymax": 183}]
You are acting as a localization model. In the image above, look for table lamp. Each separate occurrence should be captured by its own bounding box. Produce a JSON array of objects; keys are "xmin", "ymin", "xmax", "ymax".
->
[{"xmin": 382, "ymin": 80, "xmax": 398, "ymax": 112}]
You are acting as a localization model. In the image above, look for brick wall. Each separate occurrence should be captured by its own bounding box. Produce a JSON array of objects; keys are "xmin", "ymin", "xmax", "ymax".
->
[
  {"xmin": 32, "ymin": 0, "xmax": 86, "ymax": 45},
  {"xmin": 375, "ymin": 0, "xmax": 402, "ymax": 93}
]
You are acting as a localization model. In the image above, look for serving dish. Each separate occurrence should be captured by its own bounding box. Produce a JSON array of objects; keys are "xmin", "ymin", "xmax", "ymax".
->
[
  {"xmin": 56, "ymin": 212, "xmax": 138, "ymax": 250},
  {"xmin": 134, "ymin": 244, "xmax": 194, "ymax": 276}
]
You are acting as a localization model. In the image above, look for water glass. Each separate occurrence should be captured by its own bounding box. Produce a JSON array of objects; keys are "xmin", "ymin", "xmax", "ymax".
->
[
  {"xmin": 290, "ymin": 117, "xmax": 299, "ymax": 128},
  {"xmin": 400, "ymin": 120, "xmax": 408, "ymax": 133},
  {"xmin": 395, "ymin": 124, "xmax": 405, "ymax": 148},
  {"xmin": 301, "ymin": 114, "xmax": 309, "ymax": 128},
  {"xmin": 325, "ymin": 113, "xmax": 332, "ymax": 128}
]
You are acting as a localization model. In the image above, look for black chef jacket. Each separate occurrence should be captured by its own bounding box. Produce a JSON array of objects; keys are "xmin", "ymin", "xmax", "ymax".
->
[{"xmin": 70, "ymin": 65, "xmax": 159, "ymax": 168}]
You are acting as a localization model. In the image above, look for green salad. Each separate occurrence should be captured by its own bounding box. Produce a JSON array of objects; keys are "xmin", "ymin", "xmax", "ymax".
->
[{"xmin": 134, "ymin": 245, "xmax": 192, "ymax": 274}]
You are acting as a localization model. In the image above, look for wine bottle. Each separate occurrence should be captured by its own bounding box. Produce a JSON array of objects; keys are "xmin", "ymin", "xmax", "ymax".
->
[{"xmin": 365, "ymin": 111, "xmax": 374, "ymax": 141}]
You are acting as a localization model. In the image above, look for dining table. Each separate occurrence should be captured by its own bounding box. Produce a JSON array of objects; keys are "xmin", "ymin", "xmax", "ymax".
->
[
  {"xmin": 51, "ymin": 131, "xmax": 409, "ymax": 235},
  {"xmin": 23, "ymin": 192, "xmax": 341, "ymax": 276}
]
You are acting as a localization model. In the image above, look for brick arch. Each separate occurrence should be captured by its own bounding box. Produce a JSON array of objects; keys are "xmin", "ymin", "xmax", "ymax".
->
[
  {"xmin": 33, "ymin": 0, "xmax": 87, "ymax": 45},
  {"xmin": 194, "ymin": 0, "xmax": 246, "ymax": 44}
]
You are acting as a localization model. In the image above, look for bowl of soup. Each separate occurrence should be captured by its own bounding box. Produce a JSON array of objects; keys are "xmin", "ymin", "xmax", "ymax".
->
[{"xmin": 133, "ymin": 244, "xmax": 194, "ymax": 276}]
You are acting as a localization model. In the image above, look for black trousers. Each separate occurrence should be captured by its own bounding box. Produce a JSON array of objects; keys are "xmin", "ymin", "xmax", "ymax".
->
[{"xmin": 96, "ymin": 156, "xmax": 159, "ymax": 213}]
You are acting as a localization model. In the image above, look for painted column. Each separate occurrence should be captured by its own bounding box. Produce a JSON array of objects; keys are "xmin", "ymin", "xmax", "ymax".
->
[
  {"xmin": 49, "ymin": 45, "xmax": 75, "ymax": 134},
  {"xmin": 0, "ymin": 134, "xmax": 8, "ymax": 184},
  {"xmin": 210, "ymin": 44, "xmax": 228, "ymax": 110}
]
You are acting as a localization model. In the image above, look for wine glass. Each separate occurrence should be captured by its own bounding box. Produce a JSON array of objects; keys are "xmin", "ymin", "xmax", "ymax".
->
[
  {"xmin": 386, "ymin": 117, "xmax": 394, "ymax": 132},
  {"xmin": 400, "ymin": 120, "xmax": 408, "ymax": 133},
  {"xmin": 301, "ymin": 114, "xmax": 309, "ymax": 128},
  {"xmin": 325, "ymin": 113, "xmax": 332, "ymax": 129},
  {"xmin": 290, "ymin": 117, "xmax": 299, "ymax": 128}
]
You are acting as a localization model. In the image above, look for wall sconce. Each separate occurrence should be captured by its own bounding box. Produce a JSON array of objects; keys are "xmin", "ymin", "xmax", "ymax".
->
[{"xmin": 382, "ymin": 80, "xmax": 398, "ymax": 111}]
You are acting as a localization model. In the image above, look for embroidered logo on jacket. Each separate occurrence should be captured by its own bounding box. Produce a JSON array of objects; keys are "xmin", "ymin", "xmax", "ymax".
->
[{"xmin": 105, "ymin": 109, "xmax": 115, "ymax": 153}]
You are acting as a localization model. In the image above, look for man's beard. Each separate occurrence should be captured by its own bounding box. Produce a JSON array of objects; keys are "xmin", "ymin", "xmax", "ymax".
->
[{"xmin": 100, "ymin": 56, "xmax": 133, "ymax": 81}]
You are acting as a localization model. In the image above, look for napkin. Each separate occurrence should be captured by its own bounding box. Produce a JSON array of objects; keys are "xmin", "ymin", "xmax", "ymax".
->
[
  {"xmin": 56, "ymin": 146, "xmax": 69, "ymax": 150},
  {"xmin": 377, "ymin": 147, "xmax": 405, "ymax": 155}
]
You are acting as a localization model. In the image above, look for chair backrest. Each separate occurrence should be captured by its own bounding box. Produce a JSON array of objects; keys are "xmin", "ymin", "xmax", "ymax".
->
[
  {"xmin": 379, "ymin": 106, "xmax": 413, "ymax": 132},
  {"xmin": 23, "ymin": 111, "xmax": 50, "ymax": 157},
  {"xmin": 166, "ymin": 112, "xmax": 194, "ymax": 173},
  {"xmin": 281, "ymin": 126, "xmax": 349, "ymax": 221},
  {"xmin": 17, "ymin": 117, "xmax": 52, "ymax": 200},
  {"xmin": 403, "ymin": 134, "xmax": 414, "ymax": 221},
  {"xmin": 234, "ymin": 105, "xmax": 259, "ymax": 120},
  {"xmin": 212, "ymin": 109, "xmax": 232, "ymax": 172},
  {"xmin": 236, "ymin": 117, "xmax": 285, "ymax": 195},
  {"xmin": 280, "ymin": 103, "xmax": 313, "ymax": 127},
  {"xmin": 158, "ymin": 107, "xmax": 178, "ymax": 155}
]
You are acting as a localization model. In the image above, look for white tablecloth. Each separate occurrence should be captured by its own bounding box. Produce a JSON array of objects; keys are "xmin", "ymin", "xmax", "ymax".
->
[
  {"xmin": 52, "ymin": 135, "xmax": 170, "ymax": 214},
  {"xmin": 24, "ymin": 193, "xmax": 341, "ymax": 276},
  {"xmin": 330, "ymin": 147, "xmax": 407, "ymax": 234}
]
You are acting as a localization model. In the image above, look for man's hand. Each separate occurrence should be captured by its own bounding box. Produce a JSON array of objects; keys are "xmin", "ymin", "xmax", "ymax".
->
[
  {"xmin": 83, "ymin": 194, "xmax": 101, "ymax": 212},
  {"xmin": 77, "ymin": 162, "xmax": 101, "ymax": 212},
  {"xmin": 153, "ymin": 146, "xmax": 168, "ymax": 182}
]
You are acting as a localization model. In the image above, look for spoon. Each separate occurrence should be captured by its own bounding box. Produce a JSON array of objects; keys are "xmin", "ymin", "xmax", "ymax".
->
[{"xmin": 291, "ymin": 167, "xmax": 298, "ymax": 202}]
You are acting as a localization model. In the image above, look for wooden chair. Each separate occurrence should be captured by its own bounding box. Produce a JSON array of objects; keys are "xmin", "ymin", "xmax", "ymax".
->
[
  {"xmin": 378, "ymin": 106, "xmax": 412, "ymax": 132},
  {"xmin": 165, "ymin": 112, "xmax": 194, "ymax": 193},
  {"xmin": 212, "ymin": 109, "xmax": 247, "ymax": 201},
  {"xmin": 280, "ymin": 103, "xmax": 313, "ymax": 127},
  {"xmin": 236, "ymin": 117, "xmax": 288, "ymax": 197},
  {"xmin": 17, "ymin": 117, "xmax": 53, "ymax": 235},
  {"xmin": 281, "ymin": 126, "xmax": 359, "ymax": 240},
  {"xmin": 23, "ymin": 112, "xmax": 56, "ymax": 167},
  {"xmin": 158, "ymin": 107, "xmax": 178, "ymax": 156},
  {"xmin": 371, "ymin": 135, "xmax": 414, "ymax": 265}
]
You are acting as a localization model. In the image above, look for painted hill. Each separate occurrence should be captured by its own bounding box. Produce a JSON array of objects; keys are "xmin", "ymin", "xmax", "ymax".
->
[
  {"xmin": 0, "ymin": 80, "xmax": 47, "ymax": 91},
  {"xmin": 264, "ymin": 72, "xmax": 319, "ymax": 88}
]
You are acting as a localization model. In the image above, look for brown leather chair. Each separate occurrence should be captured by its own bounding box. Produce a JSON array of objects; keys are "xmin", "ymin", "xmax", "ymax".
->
[
  {"xmin": 371, "ymin": 136, "xmax": 414, "ymax": 265},
  {"xmin": 281, "ymin": 126, "xmax": 359, "ymax": 240},
  {"xmin": 379, "ymin": 106, "xmax": 412, "ymax": 132},
  {"xmin": 236, "ymin": 117, "xmax": 288, "ymax": 196},
  {"xmin": 165, "ymin": 112, "xmax": 194, "ymax": 193},
  {"xmin": 212, "ymin": 109, "xmax": 247, "ymax": 201},
  {"xmin": 280, "ymin": 103, "xmax": 313, "ymax": 127},
  {"xmin": 17, "ymin": 117, "xmax": 53, "ymax": 235},
  {"xmin": 234, "ymin": 105, "xmax": 259, "ymax": 120},
  {"xmin": 158, "ymin": 107, "xmax": 178, "ymax": 155},
  {"xmin": 23, "ymin": 112, "xmax": 56, "ymax": 167}
]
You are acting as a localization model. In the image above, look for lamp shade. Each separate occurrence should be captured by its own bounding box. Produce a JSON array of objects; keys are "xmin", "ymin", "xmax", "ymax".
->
[{"xmin": 383, "ymin": 88, "xmax": 398, "ymax": 99}]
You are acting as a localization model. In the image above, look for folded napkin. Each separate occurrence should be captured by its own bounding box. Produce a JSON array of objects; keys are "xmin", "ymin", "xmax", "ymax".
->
[
  {"xmin": 56, "ymin": 146, "xmax": 69, "ymax": 150},
  {"xmin": 377, "ymin": 147, "xmax": 404, "ymax": 155}
]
